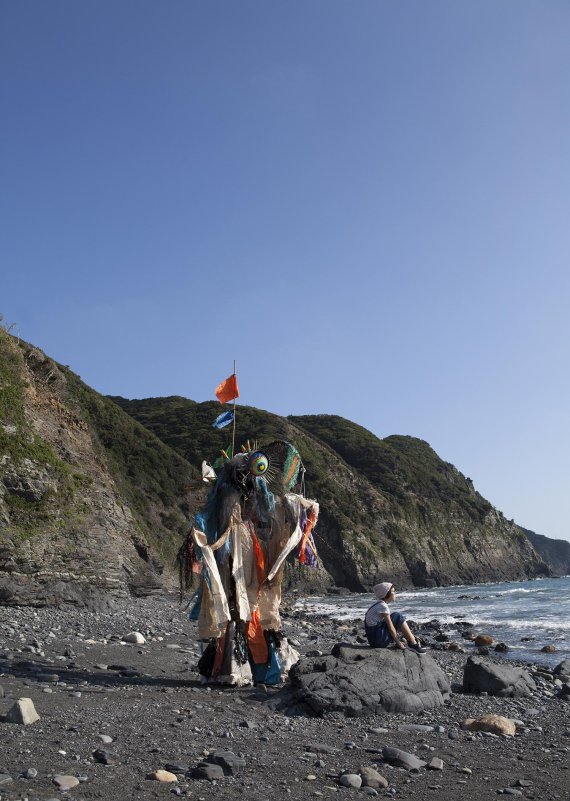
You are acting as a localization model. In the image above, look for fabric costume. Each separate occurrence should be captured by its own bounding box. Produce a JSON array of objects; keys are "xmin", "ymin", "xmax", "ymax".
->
[{"xmin": 180, "ymin": 440, "xmax": 319, "ymax": 686}]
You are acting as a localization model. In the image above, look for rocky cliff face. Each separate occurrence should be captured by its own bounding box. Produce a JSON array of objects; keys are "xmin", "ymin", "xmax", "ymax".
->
[
  {"xmin": 0, "ymin": 332, "xmax": 193, "ymax": 608},
  {"xmin": 522, "ymin": 528, "xmax": 570, "ymax": 577}
]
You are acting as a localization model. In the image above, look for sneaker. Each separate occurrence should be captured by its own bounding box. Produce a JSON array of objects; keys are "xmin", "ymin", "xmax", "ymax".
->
[{"xmin": 408, "ymin": 642, "xmax": 428, "ymax": 654}]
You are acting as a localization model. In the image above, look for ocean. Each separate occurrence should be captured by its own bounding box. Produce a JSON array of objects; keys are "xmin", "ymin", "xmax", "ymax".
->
[{"xmin": 294, "ymin": 575, "xmax": 570, "ymax": 668}]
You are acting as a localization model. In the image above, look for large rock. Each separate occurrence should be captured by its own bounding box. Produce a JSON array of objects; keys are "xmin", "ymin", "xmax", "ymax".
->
[
  {"xmin": 289, "ymin": 643, "xmax": 450, "ymax": 716},
  {"xmin": 463, "ymin": 656, "xmax": 536, "ymax": 697}
]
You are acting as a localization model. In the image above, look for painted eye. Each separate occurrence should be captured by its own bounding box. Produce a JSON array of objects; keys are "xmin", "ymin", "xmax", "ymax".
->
[{"xmin": 249, "ymin": 452, "xmax": 268, "ymax": 476}]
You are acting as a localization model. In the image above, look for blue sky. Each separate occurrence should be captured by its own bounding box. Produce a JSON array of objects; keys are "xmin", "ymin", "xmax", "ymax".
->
[{"xmin": 2, "ymin": 2, "xmax": 569, "ymax": 542}]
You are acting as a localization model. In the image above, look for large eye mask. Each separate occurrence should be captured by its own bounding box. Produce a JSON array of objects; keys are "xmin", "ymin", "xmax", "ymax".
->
[{"xmin": 249, "ymin": 451, "xmax": 269, "ymax": 476}]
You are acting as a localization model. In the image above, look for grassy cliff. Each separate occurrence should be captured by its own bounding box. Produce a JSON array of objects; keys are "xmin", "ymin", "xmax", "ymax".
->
[{"xmin": 0, "ymin": 331, "xmax": 196, "ymax": 605}]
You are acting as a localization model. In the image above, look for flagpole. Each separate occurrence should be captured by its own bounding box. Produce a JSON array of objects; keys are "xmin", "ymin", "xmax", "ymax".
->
[{"xmin": 232, "ymin": 359, "xmax": 237, "ymax": 455}]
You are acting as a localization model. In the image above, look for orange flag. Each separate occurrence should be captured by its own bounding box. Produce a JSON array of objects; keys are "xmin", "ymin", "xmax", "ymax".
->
[{"xmin": 215, "ymin": 373, "xmax": 239, "ymax": 404}]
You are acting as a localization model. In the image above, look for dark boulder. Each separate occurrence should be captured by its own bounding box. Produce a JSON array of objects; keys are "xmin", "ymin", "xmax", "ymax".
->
[
  {"xmin": 382, "ymin": 746, "xmax": 427, "ymax": 771},
  {"xmin": 463, "ymin": 656, "xmax": 536, "ymax": 697},
  {"xmin": 289, "ymin": 643, "xmax": 450, "ymax": 716},
  {"xmin": 553, "ymin": 659, "xmax": 570, "ymax": 679}
]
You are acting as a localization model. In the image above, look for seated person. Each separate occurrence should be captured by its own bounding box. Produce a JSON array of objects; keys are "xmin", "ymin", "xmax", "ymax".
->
[{"xmin": 364, "ymin": 582, "xmax": 427, "ymax": 653}]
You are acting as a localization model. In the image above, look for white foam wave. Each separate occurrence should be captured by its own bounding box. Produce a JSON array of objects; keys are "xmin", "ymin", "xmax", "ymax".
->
[{"xmin": 496, "ymin": 619, "xmax": 570, "ymax": 631}]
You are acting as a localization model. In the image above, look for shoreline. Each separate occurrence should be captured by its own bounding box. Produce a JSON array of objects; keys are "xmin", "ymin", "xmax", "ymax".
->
[
  {"xmin": 0, "ymin": 593, "xmax": 569, "ymax": 801},
  {"xmin": 289, "ymin": 576, "xmax": 570, "ymax": 671}
]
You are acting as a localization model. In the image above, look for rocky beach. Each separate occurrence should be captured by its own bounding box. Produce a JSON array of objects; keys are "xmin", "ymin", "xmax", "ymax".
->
[{"xmin": 1, "ymin": 594, "xmax": 569, "ymax": 801}]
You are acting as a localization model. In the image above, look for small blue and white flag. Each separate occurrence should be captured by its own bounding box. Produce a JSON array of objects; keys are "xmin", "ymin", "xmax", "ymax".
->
[{"xmin": 212, "ymin": 410, "xmax": 234, "ymax": 429}]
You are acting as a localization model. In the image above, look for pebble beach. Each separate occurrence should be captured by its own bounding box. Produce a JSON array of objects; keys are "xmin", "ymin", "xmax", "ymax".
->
[{"xmin": 0, "ymin": 593, "xmax": 569, "ymax": 801}]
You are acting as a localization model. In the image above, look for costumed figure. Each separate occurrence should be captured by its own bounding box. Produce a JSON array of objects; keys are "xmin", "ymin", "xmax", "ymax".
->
[{"xmin": 180, "ymin": 440, "xmax": 319, "ymax": 686}]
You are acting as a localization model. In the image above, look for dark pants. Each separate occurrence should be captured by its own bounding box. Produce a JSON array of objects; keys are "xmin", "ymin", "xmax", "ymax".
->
[{"xmin": 365, "ymin": 611, "xmax": 406, "ymax": 648}]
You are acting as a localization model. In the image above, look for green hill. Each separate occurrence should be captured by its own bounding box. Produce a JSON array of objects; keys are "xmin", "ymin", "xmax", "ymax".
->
[{"xmin": 112, "ymin": 397, "xmax": 548, "ymax": 590}]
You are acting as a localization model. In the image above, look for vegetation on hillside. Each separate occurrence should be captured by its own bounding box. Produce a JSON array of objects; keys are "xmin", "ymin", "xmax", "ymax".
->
[
  {"xmin": 110, "ymin": 396, "xmax": 541, "ymax": 589},
  {"xmin": 63, "ymin": 375, "xmax": 196, "ymax": 561},
  {"xmin": 291, "ymin": 415, "xmax": 493, "ymax": 522},
  {"xmin": 0, "ymin": 331, "xmax": 76, "ymax": 537}
]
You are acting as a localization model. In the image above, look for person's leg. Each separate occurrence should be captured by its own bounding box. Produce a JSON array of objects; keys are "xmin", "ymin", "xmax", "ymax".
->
[
  {"xmin": 391, "ymin": 613, "xmax": 428, "ymax": 652},
  {"xmin": 389, "ymin": 613, "xmax": 417, "ymax": 645},
  {"xmin": 399, "ymin": 621, "xmax": 418, "ymax": 646}
]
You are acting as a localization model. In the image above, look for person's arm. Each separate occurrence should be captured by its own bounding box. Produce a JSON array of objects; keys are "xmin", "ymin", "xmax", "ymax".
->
[{"xmin": 383, "ymin": 613, "xmax": 405, "ymax": 648}]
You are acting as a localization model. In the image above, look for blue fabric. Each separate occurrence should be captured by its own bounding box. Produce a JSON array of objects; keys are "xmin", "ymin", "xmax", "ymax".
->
[
  {"xmin": 188, "ymin": 587, "xmax": 203, "ymax": 621},
  {"xmin": 365, "ymin": 611, "xmax": 406, "ymax": 648},
  {"xmin": 255, "ymin": 476, "xmax": 275, "ymax": 517},
  {"xmin": 212, "ymin": 410, "xmax": 234, "ymax": 429},
  {"xmin": 251, "ymin": 639, "xmax": 282, "ymax": 685}
]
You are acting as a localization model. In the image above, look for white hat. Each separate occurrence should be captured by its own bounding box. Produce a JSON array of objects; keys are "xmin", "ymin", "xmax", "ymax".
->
[{"xmin": 373, "ymin": 582, "xmax": 393, "ymax": 600}]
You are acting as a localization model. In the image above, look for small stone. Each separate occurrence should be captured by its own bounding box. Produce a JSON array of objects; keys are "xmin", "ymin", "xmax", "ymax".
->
[
  {"xmin": 339, "ymin": 773, "xmax": 362, "ymax": 789},
  {"xmin": 5, "ymin": 697, "xmax": 40, "ymax": 724},
  {"xmin": 382, "ymin": 746, "xmax": 427, "ymax": 771},
  {"xmin": 398, "ymin": 724, "xmax": 434, "ymax": 733},
  {"xmin": 123, "ymin": 632, "xmax": 145, "ymax": 644},
  {"xmin": 541, "ymin": 645, "xmax": 556, "ymax": 653},
  {"xmin": 428, "ymin": 758, "xmax": 444, "ymax": 770},
  {"xmin": 97, "ymin": 734, "xmax": 114, "ymax": 744},
  {"xmin": 306, "ymin": 743, "xmax": 338, "ymax": 754},
  {"xmin": 503, "ymin": 789, "xmax": 523, "ymax": 796},
  {"xmin": 147, "ymin": 770, "xmax": 178, "ymax": 783},
  {"xmin": 206, "ymin": 750, "xmax": 246, "ymax": 776},
  {"xmin": 23, "ymin": 767, "xmax": 38, "ymax": 779},
  {"xmin": 306, "ymin": 774, "xmax": 317, "ymax": 780},
  {"xmin": 461, "ymin": 715, "xmax": 516, "ymax": 737},
  {"xmin": 92, "ymin": 748, "xmax": 120, "ymax": 765},
  {"xmin": 474, "ymin": 635, "xmax": 494, "ymax": 646},
  {"xmin": 0, "ymin": 774, "xmax": 13, "ymax": 786},
  {"xmin": 359, "ymin": 766, "xmax": 388, "ymax": 789},
  {"xmin": 53, "ymin": 775, "xmax": 80, "ymax": 790},
  {"xmin": 164, "ymin": 763, "xmax": 189, "ymax": 773},
  {"xmin": 191, "ymin": 762, "xmax": 224, "ymax": 781}
]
